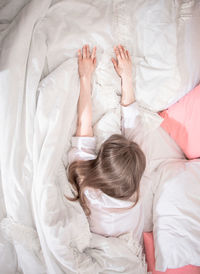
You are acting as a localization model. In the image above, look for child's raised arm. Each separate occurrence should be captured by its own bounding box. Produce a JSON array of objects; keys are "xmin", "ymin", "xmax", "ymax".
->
[
  {"xmin": 76, "ymin": 45, "xmax": 96, "ymax": 137},
  {"xmin": 112, "ymin": 45, "xmax": 139, "ymax": 138},
  {"xmin": 112, "ymin": 45, "xmax": 135, "ymax": 106}
]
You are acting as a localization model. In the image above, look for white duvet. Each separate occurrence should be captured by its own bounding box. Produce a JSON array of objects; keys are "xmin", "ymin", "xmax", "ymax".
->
[{"xmin": 0, "ymin": 0, "xmax": 200, "ymax": 273}]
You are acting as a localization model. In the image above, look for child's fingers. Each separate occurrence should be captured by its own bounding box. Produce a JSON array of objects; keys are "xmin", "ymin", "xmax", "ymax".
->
[
  {"xmin": 91, "ymin": 46, "xmax": 96, "ymax": 60},
  {"xmin": 86, "ymin": 44, "xmax": 90, "ymax": 58},
  {"xmin": 111, "ymin": 58, "xmax": 118, "ymax": 69},
  {"xmin": 93, "ymin": 57, "xmax": 97, "ymax": 66},
  {"xmin": 126, "ymin": 50, "xmax": 131, "ymax": 60},
  {"xmin": 122, "ymin": 46, "xmax": 128, "ymax": 59},
  {"xmin": 83, "ymin": 45, "xmax": 87, "ymax": 58},
  {"xmin": 78, "ymin": 49, "xmax": 82, "ymax": 60},
  {"xmin": 119, "ymin": 45, "xmax": 125, "ymax": 59},
  {"xmin": 114, "ymin": 46, "xmax": 121, "ymax": 61},
  {"xmin": 121, "ymin": 47, "xmax": 128, "ymax": 59}
]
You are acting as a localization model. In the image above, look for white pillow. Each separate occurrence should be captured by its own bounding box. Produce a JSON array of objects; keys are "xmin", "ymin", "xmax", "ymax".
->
[
  {"xmin": 153, "ymin": 160, "xmax": 200, "ymax": 271},
  {"xmin": 126, "ymin": 0, "xmax": 200, "ymax": 111}
]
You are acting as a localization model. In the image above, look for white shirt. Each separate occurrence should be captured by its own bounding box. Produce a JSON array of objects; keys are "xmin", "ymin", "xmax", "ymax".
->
[{"xmin": 68, "ymin": 102, "xmax": 146, "ymax": 240}]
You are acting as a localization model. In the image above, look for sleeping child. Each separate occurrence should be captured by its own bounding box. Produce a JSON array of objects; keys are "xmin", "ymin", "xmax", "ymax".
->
[{"xmin": 67, "ymin": 44, "xmax": 148, "ymax": 241}]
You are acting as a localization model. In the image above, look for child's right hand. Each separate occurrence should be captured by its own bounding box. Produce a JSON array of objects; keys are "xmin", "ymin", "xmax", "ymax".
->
[{"xmin": 111, "ymin": 45, "xmax": 133, "ymax": 80}]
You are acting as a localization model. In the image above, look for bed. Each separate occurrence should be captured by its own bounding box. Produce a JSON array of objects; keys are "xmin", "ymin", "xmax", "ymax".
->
[{"xmin": 0, "ymin": 0, "xmax": 200, "ymax": 273}]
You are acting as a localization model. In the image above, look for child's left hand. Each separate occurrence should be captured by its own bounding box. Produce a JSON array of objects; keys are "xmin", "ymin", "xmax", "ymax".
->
[{"xmin": 78, "ymin": 45, "xmax": 96, "ymax": 79}]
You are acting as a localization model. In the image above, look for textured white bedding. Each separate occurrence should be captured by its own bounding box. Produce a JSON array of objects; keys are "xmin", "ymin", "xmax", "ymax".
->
[
  {"xmin": 153, "ymin": 160, "xmax": 200, "ymax": 271},
  {"xmin": 0, "ymin": 0, "xmax": 200, "ymax": 273}
]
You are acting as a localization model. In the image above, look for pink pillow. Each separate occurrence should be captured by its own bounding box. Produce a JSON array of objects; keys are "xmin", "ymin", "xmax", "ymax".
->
[
  {"xmin": 143, "ymin": 232, "xmax": 200, "ymax": 274},
  {"xmin": 159, "ymin": 84, "xmax": 200, "ymax": 159}
]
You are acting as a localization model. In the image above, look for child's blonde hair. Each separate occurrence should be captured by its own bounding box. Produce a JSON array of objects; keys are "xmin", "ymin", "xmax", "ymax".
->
[{"xmin": 67, "ymin": 134, "xmax": 146, "ymax": 215}]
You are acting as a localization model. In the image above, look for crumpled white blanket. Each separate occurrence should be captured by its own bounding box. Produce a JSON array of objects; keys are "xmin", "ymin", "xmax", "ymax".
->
[{"xmin": 0, "ymin": 0, "xmax": 200, "ymax": 273}]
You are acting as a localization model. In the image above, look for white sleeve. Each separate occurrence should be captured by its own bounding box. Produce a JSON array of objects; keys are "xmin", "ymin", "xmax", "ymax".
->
[
  {"xmin": 122, "ymin": 103, "xmax": 155, "ymax": 232},
  {"xmin": 121, "ymin": 102, "xmax": 140, "ymax": 139},
  {"xmin": 68, "ymin": 136, "xmax": 97, "ymax": 164}
]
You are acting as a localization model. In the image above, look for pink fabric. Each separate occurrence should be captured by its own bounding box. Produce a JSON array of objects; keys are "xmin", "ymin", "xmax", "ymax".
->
[
  {"xmin": 159, "ymin": 84, "xmax": 200, "ymax": 159},
  {"xmin": 143, "ymin": 232, "xmax": 200, "ymax": 274}
]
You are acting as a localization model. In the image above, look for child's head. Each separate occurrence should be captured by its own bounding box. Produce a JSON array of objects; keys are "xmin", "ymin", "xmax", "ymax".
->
[{"xmin": 67, "ymin": 134, "xmax": 146, "ymax": 215}]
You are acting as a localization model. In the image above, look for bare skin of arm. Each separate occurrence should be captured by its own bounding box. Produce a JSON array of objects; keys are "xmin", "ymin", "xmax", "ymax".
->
[
  {"xmin": 111, "ymin": 45, "xmax": 135, "ymax": 106},
  {"xmin": 76, "ymin": 44, "xmax": 96, "ymax": 137},
  {"xmin": 76, "ymin": 44, "xmax": 134, "ymax": 137}
]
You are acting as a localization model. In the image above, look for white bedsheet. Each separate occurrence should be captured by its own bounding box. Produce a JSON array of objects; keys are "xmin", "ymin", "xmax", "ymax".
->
[{"xmin": 0, "ymin": 0, "xmax": 200, "ymax": 273}]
